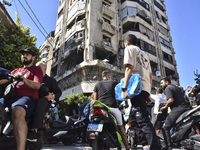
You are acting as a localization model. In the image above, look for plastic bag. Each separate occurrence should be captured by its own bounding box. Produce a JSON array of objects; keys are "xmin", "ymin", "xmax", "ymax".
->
[{"xmin": 115, "ymin": 74, "xmax": 142, "ymax": 101}]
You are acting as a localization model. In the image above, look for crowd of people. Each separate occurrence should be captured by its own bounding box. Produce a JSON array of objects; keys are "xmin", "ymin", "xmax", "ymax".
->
[{"xmin": 0, "ymin": 34, "xmax": 200, "ymax": 150}]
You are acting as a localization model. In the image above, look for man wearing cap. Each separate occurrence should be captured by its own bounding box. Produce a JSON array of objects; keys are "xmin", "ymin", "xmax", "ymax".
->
[{"xmin": 0, "ymin": 48, "xmax": 43, "ymax": 150}]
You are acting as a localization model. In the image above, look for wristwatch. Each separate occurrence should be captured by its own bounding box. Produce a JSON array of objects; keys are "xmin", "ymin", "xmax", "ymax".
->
[{"xmin": 122, "ymin": 88, "xmax": 127, "ymax": 92}]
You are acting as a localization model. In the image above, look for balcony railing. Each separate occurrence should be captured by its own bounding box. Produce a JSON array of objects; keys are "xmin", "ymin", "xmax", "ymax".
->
[
  {"xmin": 102, "ymin": 22, "xmax": 115, "ymax": 35},
  {"xmin": 102, "ymin": 5, "xmax": 114, "ymax": 19}
]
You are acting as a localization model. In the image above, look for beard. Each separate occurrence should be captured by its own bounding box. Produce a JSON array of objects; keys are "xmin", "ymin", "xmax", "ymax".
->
[{"xmin": 22, "ymin": 58, "xmax": 33, "ymax": 65}]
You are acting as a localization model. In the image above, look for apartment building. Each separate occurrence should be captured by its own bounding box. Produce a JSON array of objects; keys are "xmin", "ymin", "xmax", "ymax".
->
[
  {"xmin": 39, "ymin": 31, "xmax": 55, "ymax": 76},
  {"xmin": 52, "ymin": 0, "xmax": 179, "ymax": 100}
]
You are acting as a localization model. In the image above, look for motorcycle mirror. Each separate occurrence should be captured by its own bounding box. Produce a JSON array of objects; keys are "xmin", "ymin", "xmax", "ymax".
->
[{"xmin": 0, "ymin": 67, "xmax": 11, "ymax": 75}]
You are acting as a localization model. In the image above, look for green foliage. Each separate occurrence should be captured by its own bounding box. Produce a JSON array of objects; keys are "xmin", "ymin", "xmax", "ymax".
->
[
  {"xmin": 59, "ymin": 93, "xmax": 90, "ymax": 116},
  {"xmin": 0, "ymin": 14, "xmax": 40, "ymax": 71}
]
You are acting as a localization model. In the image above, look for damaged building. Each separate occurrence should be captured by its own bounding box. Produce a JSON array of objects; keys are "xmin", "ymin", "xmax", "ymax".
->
[{"xmin": 48, "ymin": 0, "xmax": 179, "ymax": 100}]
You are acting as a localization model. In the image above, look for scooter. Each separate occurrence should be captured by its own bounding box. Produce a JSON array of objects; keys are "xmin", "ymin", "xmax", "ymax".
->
[
  {"xmin": 155, "ymin": 105, "xmax": 200, "ymax": 150},
  {"xmin": 0, "ymin": 67, "xmax": 43, "ymax": 150},
  {"xmin": 87, "ymin": 100, "xmax": 122, "ymax": 150},
  {"xmin": 45, "ymin": 114, "xmax": 89, "ymax": 146}
]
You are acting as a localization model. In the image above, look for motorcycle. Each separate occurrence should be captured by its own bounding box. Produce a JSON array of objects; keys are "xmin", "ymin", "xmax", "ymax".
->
[
  {"xmin": 0, "ymin": 67, "xmax": 43, "ymax": 150},
  {"xmin": 87, "ymin": 100, "xmax": 122, "ymax": 150},
  {"xmin": 45, "ymin": 113, "xmax": 89, "ymax": 146},
  {"xmin": 155, "ymin": 104, "xmax": 200, "ymax": 150}
]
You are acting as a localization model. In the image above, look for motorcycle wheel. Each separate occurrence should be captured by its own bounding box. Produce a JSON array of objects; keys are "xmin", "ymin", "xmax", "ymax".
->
[{"xmin": 92, "ymin": 138, "xmax": 104, "ymax": 150}]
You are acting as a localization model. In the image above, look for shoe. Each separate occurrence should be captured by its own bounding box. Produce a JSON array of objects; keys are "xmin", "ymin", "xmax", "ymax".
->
[{"xmin": 27, "ymin": 129, "xmax": 39, "ymax": 142}]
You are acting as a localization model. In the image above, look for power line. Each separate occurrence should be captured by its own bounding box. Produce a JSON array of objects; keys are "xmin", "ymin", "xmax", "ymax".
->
[
  {"xmin": 24, "ymin": 0, "xmax": 54, "ymax": 45},
  {"xmin": 24, "ymin": 0, "xmax": 49, "ymax": 35},
  {"xmin": 17, "ymin": 0, "xmax": 54, "ymax": 47}
]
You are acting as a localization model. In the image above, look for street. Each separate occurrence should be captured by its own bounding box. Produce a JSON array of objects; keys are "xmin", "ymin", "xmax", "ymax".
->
[{"xmin": 42, "ymin": 142, "xmax": 184, "ymax": 150}]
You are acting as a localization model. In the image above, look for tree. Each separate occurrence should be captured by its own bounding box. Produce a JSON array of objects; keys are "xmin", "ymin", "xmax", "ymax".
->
[
  {"xmin": 0, "ymin": 14, "xmax": 40, "ymax": 71},
  {"xmin": 0, "ymin": 14, "xmax": 41, "ymax": 97}
]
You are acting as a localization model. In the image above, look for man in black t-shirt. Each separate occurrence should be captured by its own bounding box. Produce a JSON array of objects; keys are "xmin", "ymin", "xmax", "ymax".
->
[
  {"xmin": 93, "ymin": 70, "xmax": 129, "ymax": 150},
  {"xmin": 69, "ymin": 97, "xmax": 79, "ymax": 116},
  {"xmin": 160, "ymin": 77, "xmax": 190, "ymax": 150}
]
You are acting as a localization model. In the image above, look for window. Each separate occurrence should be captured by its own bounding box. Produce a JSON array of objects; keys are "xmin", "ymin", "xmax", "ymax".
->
[
  {"xmin": 154, "ymin": 0, "xmax": 165, "ymax": 12},
  {"xmin": 123, "ymin": 22, "xmax": 139, "ymax": 34},
  {"xmin": 163, "ymin": 52, "xmax": 173, "ymax": 64},
  {"xmin": 160, "ymin": 37, "xmax": 171, "ymax": 49},
  {"xmin": 57, "ymin": 9, "xmax": 63, "ymax": 19},
  {"xmin": 103, "ymin": 35, "xmax": 112, "ymax": 47},
  {"xmin": 121, "ymin": 0, "xmax": 149, "ymax": 11},
  {"xmin": 139, "ymin": 40, "xmax": 156, "ymax": 55}
]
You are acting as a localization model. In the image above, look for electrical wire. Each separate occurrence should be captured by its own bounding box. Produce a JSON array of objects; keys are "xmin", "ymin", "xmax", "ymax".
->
[
  {"xmin": 24, "ymin": 0, "xmax": 49, "ymax": 35},
  {"xmin": 17, "ymin": 0, "xmax": 54, "ymax": 47},
  {"xmin": 24, "ymin": 0, "xmax": 54, "ymax": 45}
]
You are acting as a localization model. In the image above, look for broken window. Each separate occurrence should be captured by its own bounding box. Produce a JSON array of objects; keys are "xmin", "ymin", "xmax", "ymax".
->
[
  {"xmin": 57, "ymin": 9, "xmax": 63, "ymax": 19},
  {"xmin": 165, "ymin": 67, "xmax": 175, "ymax": 76},
  {"xmin": 154, "ymin": 0, "xmax": 165, "ymax": 12},
  {"xmin": 103, "ymin": 35, "xmax": 112, "ymax": 47},
  {"xmin": 163, "ymin": 52, "xmax": 173, "ymax": 64},
  {"xmin": 139, "ymin": 40, "xmax": 156, "ymax": 55},
  {"xmin": 123, "ymin": 22, "xmax": 139, "ymax": 34},
  {"xmin": 160, "ymin": 37, "xmax": 171, "ymax": 49},
  {"xmin": 150, "ymin": 61, "xmax": 158, "ymax": 76}
]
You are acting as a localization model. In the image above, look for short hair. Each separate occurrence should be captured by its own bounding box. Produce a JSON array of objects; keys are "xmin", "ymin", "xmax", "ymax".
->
[
  {"xmin": 83, "ymin": 98, "xmax": 89, "ymax": 103},
  {"xmin": 102, "ymin": 70, "xmax": 110, "ymax": 78},
  {"xmin": 156, "ymin": 87, "xmax": 163, "ymax": 94},
  {"xmin": 161, "ymin": 77, "xmax": 171, "ymax": 84},
  {"xmin": 74, "ymin": 97, "xmax": 79, "ymax": 101},
  {"xmin": 125, "ymin": 34, "xmax": 138, "ymax": 45}
]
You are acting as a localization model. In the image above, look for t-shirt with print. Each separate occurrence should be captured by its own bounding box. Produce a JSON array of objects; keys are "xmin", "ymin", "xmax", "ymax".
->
[
  {"xmin": 11, "ymin": 66, "xmax": 43, "ymax": 100},
  {"xmin": 124, "ymin": 45, "xmax": 152, "ymax": 94}
]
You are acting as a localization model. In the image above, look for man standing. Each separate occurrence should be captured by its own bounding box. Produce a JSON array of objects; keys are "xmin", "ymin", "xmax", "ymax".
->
[
  {"xmin": 0, "ymin": 48, "xmax": 43, "ymax": 150},
  {"xmin": 122, "ymin": 34, "xmax": 159, "ymax": 150},
  {"xmin": 69, "ymin": 97, "xmax": 79, "ymax": 116},
  {"xmin": 32, "ymin": 62, "xmax": 62, "ymax": 131},
  {"xmin": 93, "ymin": 70, "xmax": 129, "ymax": 150},
  {"xmin": 160, "ymin": 77, "xmax": 190, "ymax": 150}
]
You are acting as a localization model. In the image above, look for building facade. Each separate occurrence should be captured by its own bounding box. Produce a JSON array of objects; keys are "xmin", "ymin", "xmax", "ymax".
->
[
  {"xmin": 52, "ymin": 0, "xmax": 179, "ymax": 100},
  {"xmin": 39, "ymin": 31, "xmax": 55, "ymax": 76}
]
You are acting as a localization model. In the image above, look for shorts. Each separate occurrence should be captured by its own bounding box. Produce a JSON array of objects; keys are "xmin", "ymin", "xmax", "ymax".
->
[
  {"xmin": 0, "ymin": 96, "xmax": 35, "ymax": 115},
  {"xmin": 110, "ymin": 107, "xmax": 123, "ymax": 126}
]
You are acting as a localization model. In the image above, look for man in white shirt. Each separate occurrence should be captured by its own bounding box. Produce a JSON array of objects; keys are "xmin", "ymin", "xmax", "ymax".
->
[{"xmin": 151, "ymin": 87, "xmax": 167, "ymax": 125}]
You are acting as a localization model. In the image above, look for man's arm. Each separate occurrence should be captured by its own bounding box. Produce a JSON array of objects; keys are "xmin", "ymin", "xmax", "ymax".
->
[
  {"xmin": 93, "ymin": 92, "xmax": 98, "ymax": 100},
  {"xmin": 51, "ymin": 78, "xmax": 62, "ymax": 101},
  {"xmin": 123, "ymin": 64, "xmax": 133, "ymax": 100},
  {"xmin": 0, "ymin": 79, "xmax": 9, "ymax": 84},
  {"xmin": 22, "ymin": 78, "xmax": 41, "ymax": 89},
  {"xmin": 160, "ymin": 98, "xmax": 174, "ymax": 111},
  {"xmin": 150, "ymin": 72, "xmax": 152, "ymax": 89}
]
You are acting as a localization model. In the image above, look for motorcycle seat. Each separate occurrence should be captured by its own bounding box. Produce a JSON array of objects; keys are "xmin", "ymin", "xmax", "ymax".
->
[{"xmin": 176, "ymin": 105, "xmax": 200, "ymax": 124}]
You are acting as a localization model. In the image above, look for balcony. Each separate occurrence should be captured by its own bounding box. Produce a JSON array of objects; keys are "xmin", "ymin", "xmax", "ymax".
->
[
  {"xmin": 102, "ymin": 22, "xmax": 115, "ymax": 35},
  {"xmin": 103, "ymin": 0, "xmax": 114, "ymax": 5},
  {"xmin": 102, "ymin": 5, "xmax": 114, "ymax": 19}
]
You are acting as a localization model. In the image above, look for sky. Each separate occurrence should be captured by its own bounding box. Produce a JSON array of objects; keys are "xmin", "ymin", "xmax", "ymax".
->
[{"xmin": 3, "ymin": 0, "xmax": 200, "ymax": 93}]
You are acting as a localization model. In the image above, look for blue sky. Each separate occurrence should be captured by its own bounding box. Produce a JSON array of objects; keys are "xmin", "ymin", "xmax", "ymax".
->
[{"xmin": 3, "ymin": 0, "xmax": 200, "ymax": 92}]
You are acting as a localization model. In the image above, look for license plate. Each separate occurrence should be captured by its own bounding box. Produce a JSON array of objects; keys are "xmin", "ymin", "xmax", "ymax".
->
[{"xmin": 87, "ymin": 124, "xmax": 103, "ymax": 132}]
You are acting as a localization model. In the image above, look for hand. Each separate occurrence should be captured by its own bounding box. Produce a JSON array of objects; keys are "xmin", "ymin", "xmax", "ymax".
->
[
  {"xmin": 146, "ymin": 96, "xmax": 152, "ymax": 105},
  {"xmin": 123, "ymin": 91, "xmax": 132, "ymax": 99},
  {"xmin": 123, "ymin": 102, "xmax": 129, "ymax": 109},
  {"xmin": 160, "ymin": 106, "xmax": 166, "ymax": 111},
  {"xmin": 44, "ymin": 93, "xmax": 55, "ymax": 101}
]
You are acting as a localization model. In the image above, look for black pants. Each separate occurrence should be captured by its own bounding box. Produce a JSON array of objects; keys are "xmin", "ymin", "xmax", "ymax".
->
[
  {"xmin": 32, "ymin": 98, "xmax": 49, "ymax": 129},
  {"xmin": 163, "ymin": 105, "xmax": 190, "ymax": 149},
  {"xmin": 128, "ymin": 91, "xmax": 160, "ymax": 150}
]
